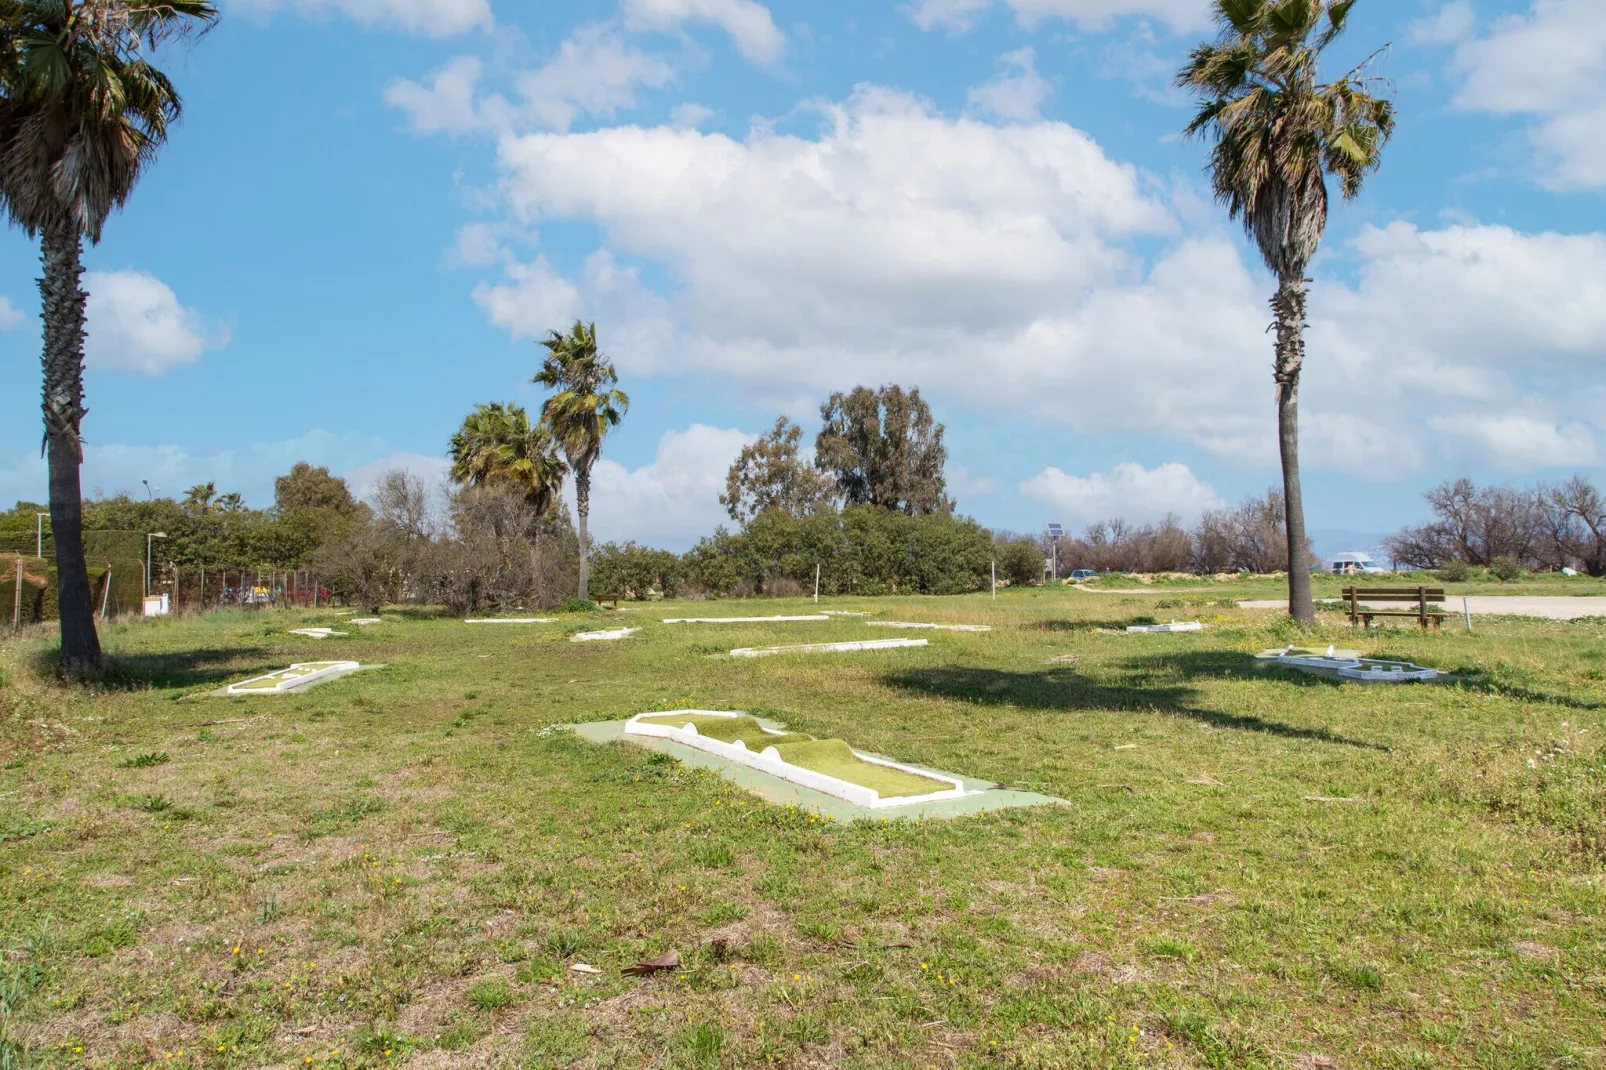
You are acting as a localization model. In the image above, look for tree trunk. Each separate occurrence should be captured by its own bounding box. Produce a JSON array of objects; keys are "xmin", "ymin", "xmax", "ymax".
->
[
  {"xmin": 39, "ymin": 219, "xmax": 101, "ymax": 672},
  {"xmin": 576, "ymin": 466, "xmax": 591, "ymax": 601},
  {"xmin": 1272, "ymin": 274, "xmax": 1315, "ymax": 625}
]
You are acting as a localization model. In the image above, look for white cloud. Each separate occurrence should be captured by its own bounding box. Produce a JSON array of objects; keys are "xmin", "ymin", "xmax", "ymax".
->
[
  {"xmin": 581, "ymin": 424, "xmax": 753, "ymax": 548},
  {"xmin": 1446, "ymin": 0, "xmax": 1606, "ymax": 188},
  {"xmin": 458, "ymin": 85, "xmax": 1606, "ymax": 478},
  {"xmin": 1427, "ymin": 414, "xmax": 1596, "ymax": 469},
  {"xmin": 0, "ymin": 296, "xmax": 24, "ymax": 330},
  {"xmin": 1409, "ymin": 1, "xmax": 1476, "ymax": 45},
  {"xmin": 947, "ymin": 466, "xmax": 997, "ymax": 498},
  {"xmin": 967, "ymin": 47, "xmax": 1053, "ymax": 121},
  {"xmin": 384, "ymin": 55, "xmax": 488, "ymax": 133},
  {"xmin": 1019, "ymin": 462, "xmax": 1224, "ymax": 527},
  {"xmin": 344, "ymin": 451, "xmax": 453, "ymax": 502},
  {"xmin": 473, "ymin": 255, "xmax": 584, "ymax": 337},
  {"xmin": 386, "ymin": 26, "xmax": 676, "ymax": 135},
  {"xmin": 226, "ymin": 0, "xmax": 490, "ymax": 36},
  {"xmin": 909, "ymin": 0, "xmax": 1211, "ymax": 34},
  {"xmin": 84, "ymin": 269, "xmax": 228, "ymax": 375},
  {"xmin": 622, "ymin": 0, "xmax": 785, "ymax": 65},
  {"xmin": 0, "ymin": 430, "xmax": 393, "ymax": 510}
]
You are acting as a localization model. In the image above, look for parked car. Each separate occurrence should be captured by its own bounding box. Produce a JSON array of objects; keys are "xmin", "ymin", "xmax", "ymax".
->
[
  {"xmin": 1330, "ymin": 552, "xmax": 1388, "ymax": 575},
  {"xmin": 1069, "ymin": 569, "xmax": 1099, "ymax": 582}
]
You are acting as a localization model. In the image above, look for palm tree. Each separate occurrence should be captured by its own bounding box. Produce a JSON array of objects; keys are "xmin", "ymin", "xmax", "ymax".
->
[
  {"xmin": 183, "ymin": 481, "xmax": 216, "ymax": 515},
  {"xmin": 1176, "ymin": 0, "xmax": 1393, "ymax": 623},
  {"xmin": 532, "ymin": 322, "xmax": 628, "ymax": 601},
  {"xmin": 0, "ymin": 0, "xmax": 217, "ymax": 672},
  {"xmin": 448, "ymin": 402, "xmax": 567, "ymax": 517}
]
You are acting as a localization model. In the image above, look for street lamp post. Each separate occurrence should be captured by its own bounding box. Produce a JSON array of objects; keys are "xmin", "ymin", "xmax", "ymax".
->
[
  {"xmin": 145, "ymin": 532, "xmax": 168, "ymax": 598},
  {"xmin": 36, "ymin": 513, "xmax": 47, "ymax": 558},
  {"xmin": 1047, "ymin": 523, "xmax": 1065, "ymax": 583}
]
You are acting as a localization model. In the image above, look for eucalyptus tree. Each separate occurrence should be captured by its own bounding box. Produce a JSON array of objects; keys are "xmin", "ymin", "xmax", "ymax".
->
[
  {"xmin": 1176, "ymin": 0, "xmax": 1393, "ymax": 623},
  {"xmin": 533, "ymin": 322, "xmax": 628, "ymax": 601},
  {"xmin": 448, "ymin": 401, "xmax": 567, "ymax": 518},
  {"xmin": 0, "ymin": 0, "xmax": 217, "ymax": 670}
]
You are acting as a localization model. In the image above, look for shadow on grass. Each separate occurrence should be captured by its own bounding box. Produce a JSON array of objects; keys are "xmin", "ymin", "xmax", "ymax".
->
[
  {"xmin": 28, "ymin": 645, "xmax": 274, "ymax": 691},
  {"xmin": 1030, "ymin": 617, "xmax": 1158, "ymax": 633},
  {"xmin": 883, "ymin": 663, "xmax": 1388, "ymax": 750},
  {"xmin": 1434, "ymin": 674, "xmax": 1604, "ymax": 711}
]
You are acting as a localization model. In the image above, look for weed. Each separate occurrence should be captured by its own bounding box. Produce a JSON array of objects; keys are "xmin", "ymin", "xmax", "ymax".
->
[
  {"xmin": 467, "ymin": 978, "xmax": 513, "ymax": 1011},
  {"xmin": 120, "ymin": 751, "xmax": 169, "ymax": 768},
  {"xmin": 678, "ymin": 1021, "xmax": 724, "ymax": 1068}
]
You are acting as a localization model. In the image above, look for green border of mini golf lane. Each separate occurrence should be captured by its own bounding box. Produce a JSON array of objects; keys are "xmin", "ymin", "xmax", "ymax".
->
[{"xmin": 572, "ymin": 715, "xmax": 1065, "ymax": 822}]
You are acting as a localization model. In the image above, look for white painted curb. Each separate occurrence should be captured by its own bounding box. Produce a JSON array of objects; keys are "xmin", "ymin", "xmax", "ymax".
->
[
  {"xmin": 663, "ymin": 615, "xmax": 830, "ymax": 624},
  {"xmin": 1126, "ymin": 622, "xmax": 1204, "ymax": 633},
  {"xmin": 465, "ymin": 618, "xmax": 558, "ymax": 624},
  {"xmin": 288, "ymin": 628, "xmax": 348, "ymax": 639},
  {"xmin": 729, "ymin": 638, "xmax": 928, "ymax": 658},
  {"xmin": 227, "ymin": 661, "xmax": 361, "ymax": 695},
  {"xmin": 866, "ymin": 621, "xmax": 991, "ymax": 632},
  {"xmin": 624, "ymin": 710, "xmax": 968, "ymax": 808}
]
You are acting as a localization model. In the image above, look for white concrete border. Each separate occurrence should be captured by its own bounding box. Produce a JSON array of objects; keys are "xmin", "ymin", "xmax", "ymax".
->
[
  {"xmin": 624, "ymin": 710, "xmax": 968, "ymax": 808},
  {"xmin": 1337, "ymin": 660, "xmax": 1440, "ymax": 683},
  {"xmin": 662, "ymin": 615, "xmax": 830, "ymax": 624},
  {"xmin": 1126, "ymin": 622, "xmax": 1204, "ymax": 633},
  {"xmin": 572, "ymin": 627, "xmax": 639, "ymax": 642},
  {"xmin": 730, "ymin": 638, "xmax": 928, "ymax": 658},
  {"xmin": 288, "ymin": 628, "xmax": 348, "ymax": 639},
  {"xmin": 227, "ymin": 661, "xmax": 361, "ymax": 695},
  {"xmin": 465, "ymin": 618, "xmax": 558, "ymax": 624},
  {"xmin": 866, "ymin": 621, "xmax": 991, "ymax": 632}
]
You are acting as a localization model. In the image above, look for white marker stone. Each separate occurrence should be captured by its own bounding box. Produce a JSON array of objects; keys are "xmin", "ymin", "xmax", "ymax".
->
[
  {"xmin": 730, "ymin": 638, "xmax": 928, "ymax": 658},
  {"xmin": 866, "ymin": 621, "xmax": 991, "ymax": 632},
  {"xmin": 572, "ymin": 627, "xmax": 640, "ymax": 642}
]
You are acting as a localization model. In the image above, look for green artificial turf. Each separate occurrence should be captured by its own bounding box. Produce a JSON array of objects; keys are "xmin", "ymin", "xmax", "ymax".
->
[
  {"xmin": 638, "ymin": 713, "xmax": 945, "ymax": 796},
  {"xmin": 770, "ymin": 738, "xmax": 952, "ymax": 799},
  {"xmin": 636, "ymin": 712, "xmax": 813, "ymax": 750}
]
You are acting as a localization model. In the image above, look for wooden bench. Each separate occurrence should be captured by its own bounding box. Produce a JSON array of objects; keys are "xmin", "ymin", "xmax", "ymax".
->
[
  {"xmin": 593, "ymin": 593, "xmax": 621, "ymax": 610},
  {"xmin": 1342, "ymin": 586, "xmax": 1446, "ymax": 630}
]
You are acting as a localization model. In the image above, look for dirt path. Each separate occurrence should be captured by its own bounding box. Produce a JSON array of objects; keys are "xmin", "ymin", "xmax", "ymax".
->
[{"xmin": 1238, "ymin": 596, "xmax": 1606, "ymax": 620}]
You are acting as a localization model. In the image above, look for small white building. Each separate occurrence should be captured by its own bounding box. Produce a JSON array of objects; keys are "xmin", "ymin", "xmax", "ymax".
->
[{"xmin": 1329, "ymin": 552, "xmax": 1387, "ymax": 575}]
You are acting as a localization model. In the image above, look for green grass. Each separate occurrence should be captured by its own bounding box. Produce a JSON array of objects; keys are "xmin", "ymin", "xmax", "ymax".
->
[{"xmin": 0, "ymin": 596, "xmax": 1602, "ymax": 1067}]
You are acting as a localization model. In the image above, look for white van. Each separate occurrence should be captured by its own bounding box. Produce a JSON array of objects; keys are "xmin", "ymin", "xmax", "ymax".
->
[{"xmin": 1330, "ymin": 552, "xmax": 1387, "ymax": 575}]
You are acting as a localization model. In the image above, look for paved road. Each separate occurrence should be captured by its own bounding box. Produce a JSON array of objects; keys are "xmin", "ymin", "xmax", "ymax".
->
[{"xmin": 1238, "ymin": 597, "xmax": 1606, "ymax": 620}]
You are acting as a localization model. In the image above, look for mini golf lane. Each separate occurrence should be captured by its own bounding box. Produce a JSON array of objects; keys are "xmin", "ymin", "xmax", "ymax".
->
[{"xmin": 573, "ymin": 715, "xmax": 1063, "ymax": 822}]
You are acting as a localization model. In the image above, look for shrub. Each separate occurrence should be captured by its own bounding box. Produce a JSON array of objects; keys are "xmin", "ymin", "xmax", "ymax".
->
[
  {"xmin": 588, "ymin": 542, "xmax": 684, "ymax": 600},
  {"xmin": 1437, "ymin": 559, "xmax": 1471, "ymax": 583},
  {"xmin": 1490, "ymin": 555, "xmax": 1524, "ymax": 582},
  {"xmin": 996, "ymin": 538, "xmax": 1043, "ymax": 588}
]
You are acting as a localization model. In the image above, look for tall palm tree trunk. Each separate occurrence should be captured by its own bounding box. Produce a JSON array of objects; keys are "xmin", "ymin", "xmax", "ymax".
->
[
  {"xmin": 40, "ymin": 219, "xmax": 101, "ymax": 671},
  {"xmin": 1272, "ymin": 274, "xmax": 1315, "ymax": 625},
  {"xmin": 575, "ymin": 466, "xmax": 591, "ymax": 601}
]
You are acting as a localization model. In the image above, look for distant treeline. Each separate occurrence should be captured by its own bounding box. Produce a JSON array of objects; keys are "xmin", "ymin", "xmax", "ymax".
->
[{"xmin": 1383, "ymin": 476, "xmax": 1606, "ymax": 575}]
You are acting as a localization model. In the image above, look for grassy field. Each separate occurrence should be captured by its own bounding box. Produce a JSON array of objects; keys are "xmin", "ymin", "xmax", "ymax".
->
[{"xmin": 1, "ymin": 590, "xmax": 1603, "ymax": 1069}]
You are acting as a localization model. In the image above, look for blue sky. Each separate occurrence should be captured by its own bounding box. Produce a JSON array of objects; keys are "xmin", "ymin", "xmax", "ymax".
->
[{"xmin": 1, "ymin": 0, "xmax": 1603, "ymax": 551}]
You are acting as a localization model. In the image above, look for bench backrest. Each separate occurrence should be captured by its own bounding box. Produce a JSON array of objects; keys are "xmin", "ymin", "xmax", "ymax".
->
[{"xmin": 1341, "ymin": 587, "xmax": 1446, "ymax": 603}]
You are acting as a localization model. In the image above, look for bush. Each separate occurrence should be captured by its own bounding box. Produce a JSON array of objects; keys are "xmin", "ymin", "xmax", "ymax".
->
[
  {"xmin": 996, "ymin": 538, "xmax": 1043, "ymax": 587},
  {"xmin": 588, "ymin": 542, "xmax": 683, "ymax": 600},
  {"xmin": 1437, "ymin": 559, "xmax": 1471, "ymax": 583},
  {"xmin": 681, "ymin": 505, "xmax": 995, "ymax": 597},
  {"xmin": 1490, "ymin": 555, "xmax": 1525, "ymax": 582},
  {"xmin": 562, "ymin": 598, "xmax": 600, "ymax": 613}
]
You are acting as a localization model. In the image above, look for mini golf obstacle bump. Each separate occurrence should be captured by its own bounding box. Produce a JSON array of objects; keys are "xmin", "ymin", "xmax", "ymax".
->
[{"xmin": 730, "ymin": 637, "xmax": 928, "ymax": 658}]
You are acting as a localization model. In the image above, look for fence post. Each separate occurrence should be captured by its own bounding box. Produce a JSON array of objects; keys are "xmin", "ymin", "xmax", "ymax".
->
[
  {"xmin": 12, "ymin": 556, "xmax": 21, "ymax": 633},
  {"xmin": 100, "ymin": 563, "xmax": 112, "ymax": 621}
]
